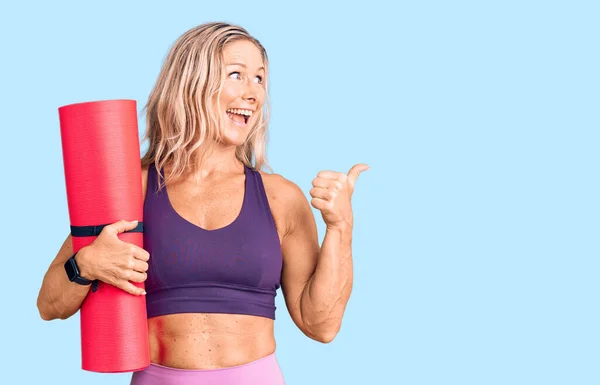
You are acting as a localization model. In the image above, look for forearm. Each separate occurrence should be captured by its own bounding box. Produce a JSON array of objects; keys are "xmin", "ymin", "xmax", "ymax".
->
[
  {"xmin": 37, "ymin": 248, "xmax": 92, "ymax": 321},
  {"xmin": 300, "ymin": 225, "xmax": 353, "ymax": 339}
]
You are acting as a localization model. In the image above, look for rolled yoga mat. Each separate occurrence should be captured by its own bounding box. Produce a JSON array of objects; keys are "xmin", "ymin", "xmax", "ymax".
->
[{"xmin": 58, "ymin": 99, "xmax": 150, "ymax": 373}]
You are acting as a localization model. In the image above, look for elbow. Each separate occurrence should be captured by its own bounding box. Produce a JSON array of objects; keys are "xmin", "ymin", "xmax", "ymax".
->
[
  {"xmin": 312, "ymin": 329, "xmax": 338, "ymax": 344},
  {"xmin": 304, "ymin": 323, "xmax": 341, "ymax": 344},
  {"xmin": 37, "ymin": 304, "xmax": 54, "ymax": 321},
  {"xmin": 298, "ymin": 303, "xmax": 344, "ymax": 343},
  {"xmin": 38, "ymin": 307, "xmax": 68, "ymax": 321},
  {"xmin": 37, "ymin": 299, "xmax": 76, "ymax": 321},
  {"xmin": 39, "ymin": 312, "xmax": 55, "ymax": 321},
  {"xmin": 36, "ymin": 296, "xmax": 58, "ymax": 321}
]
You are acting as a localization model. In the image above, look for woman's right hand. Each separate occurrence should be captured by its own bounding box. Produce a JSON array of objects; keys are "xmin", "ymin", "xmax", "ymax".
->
[{"xmin": 77, "ymin": 219, "xmax": 150, "ymax": 296}]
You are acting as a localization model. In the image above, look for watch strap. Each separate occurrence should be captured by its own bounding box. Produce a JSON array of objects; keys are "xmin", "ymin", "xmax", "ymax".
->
[{"xmin": 65, "ymin": 253, "xmax": 99, "ymax": 292}]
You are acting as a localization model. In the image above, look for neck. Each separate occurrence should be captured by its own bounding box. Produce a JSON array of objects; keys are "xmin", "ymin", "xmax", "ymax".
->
[{"xmin": 189, "ymin": 141, "xmax": 243, "ymax": 180}]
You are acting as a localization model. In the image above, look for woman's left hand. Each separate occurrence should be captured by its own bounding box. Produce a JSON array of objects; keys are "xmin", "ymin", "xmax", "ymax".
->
[{"xmin": 309, "ymin": 163, "xmax": 369, "ymax": 230}]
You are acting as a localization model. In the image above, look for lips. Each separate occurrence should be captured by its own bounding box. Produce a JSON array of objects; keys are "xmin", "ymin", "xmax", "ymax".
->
[
  {"xmin": 226, "ymin": 108, "xmax": 253, "ymax": 125},
  {"xmin": 226, "ymin": 111, "xmax": 247, "ymax": 125}
]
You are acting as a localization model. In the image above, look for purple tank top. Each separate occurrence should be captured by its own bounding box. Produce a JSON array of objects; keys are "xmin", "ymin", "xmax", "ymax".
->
[{"xmin": 143, "ymin": 163, "xmax": 283, "ymax": 320}]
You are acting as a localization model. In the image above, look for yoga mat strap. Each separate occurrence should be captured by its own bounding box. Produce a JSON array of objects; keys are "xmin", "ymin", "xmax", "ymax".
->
[{"xmin": 70, "ymin": 222, "xmax": 144, "ymax": 237}]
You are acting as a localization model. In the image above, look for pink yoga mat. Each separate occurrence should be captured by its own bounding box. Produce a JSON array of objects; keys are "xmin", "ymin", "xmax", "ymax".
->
[{"xmin": 58, "ymin": 99, "xmax": 150, "ymax": 373}]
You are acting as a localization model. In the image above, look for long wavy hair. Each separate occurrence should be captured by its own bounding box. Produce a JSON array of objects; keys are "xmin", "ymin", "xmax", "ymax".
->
[{"xmin": 140, "ymin": 22, "xmax": 271, "ymax": 191}]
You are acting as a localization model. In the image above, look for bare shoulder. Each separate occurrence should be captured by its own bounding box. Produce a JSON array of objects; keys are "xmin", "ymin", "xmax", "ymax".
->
[
  {"xmin": 258, "ymin": 170, "xmax": 306, "ymax": 208},
  {"xmin": 258, "ymin": 170, "xmax": 309, "ymax": 238}
]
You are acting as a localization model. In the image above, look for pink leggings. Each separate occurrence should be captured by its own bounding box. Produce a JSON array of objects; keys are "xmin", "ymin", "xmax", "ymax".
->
[{"xmin": 129, "ymin": 352, "xmax": 285, "ymax": 385}]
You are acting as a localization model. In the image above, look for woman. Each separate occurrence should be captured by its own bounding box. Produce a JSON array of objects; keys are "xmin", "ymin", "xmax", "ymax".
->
[{"xmin": 36, "ymin": 22, "xmax": 368, "ymax": 385}]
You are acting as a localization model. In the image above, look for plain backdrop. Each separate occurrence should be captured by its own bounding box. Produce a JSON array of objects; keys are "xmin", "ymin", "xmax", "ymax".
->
[{"xmin": 1, "ymin": 1, "xmax": 598, "ymax": 384}]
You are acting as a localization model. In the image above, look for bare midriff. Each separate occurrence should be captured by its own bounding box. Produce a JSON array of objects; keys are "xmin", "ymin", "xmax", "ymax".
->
[{"xmin": 147, "ymin": 313, "xmax": 276, "ymax": 370}]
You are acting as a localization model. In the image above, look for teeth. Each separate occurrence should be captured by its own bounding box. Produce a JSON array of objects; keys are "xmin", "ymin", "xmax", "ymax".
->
[{"xmin": 226, "ymin": 108, "xmax": 253, "ymax": 117}]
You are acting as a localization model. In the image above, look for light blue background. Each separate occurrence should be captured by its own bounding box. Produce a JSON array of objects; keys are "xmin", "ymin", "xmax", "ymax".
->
[{"xmin": 1, "ymin": 0, "xmax": 598, "ymax": 384}]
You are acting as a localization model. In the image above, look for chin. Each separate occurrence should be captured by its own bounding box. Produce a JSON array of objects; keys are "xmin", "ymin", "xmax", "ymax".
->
[
  {"xmin": 221, "ymin": 113, "xmax": 252, "ymax": 146},
  {"xmin": 221, "ymin": 134, "xmax": 248, "ymax": 147}
]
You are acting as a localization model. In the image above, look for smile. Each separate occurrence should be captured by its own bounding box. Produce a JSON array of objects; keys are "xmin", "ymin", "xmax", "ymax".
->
[{"xmin": 226, "ymin": 108, "xmax": 253, "ymax": 126}]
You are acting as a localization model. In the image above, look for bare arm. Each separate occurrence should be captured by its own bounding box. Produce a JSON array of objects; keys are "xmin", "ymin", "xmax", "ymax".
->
[
  {"xmin": 301, "ymin": 223, "xmax": 353, "ymax": 342},
  {"xmin": 278, "ymin": 164, "xmax": 368, "ymax": 343},
  {"xmin": 280, "ymin": 184, "xmax": 353, "ymax": 343},
  {"xmin": 36, "ymin": 236, "xmax": 93, "ymax": 320},
  {"xmin": 37, "ymin": 166, "xmax": 150, "ymax": 321}
]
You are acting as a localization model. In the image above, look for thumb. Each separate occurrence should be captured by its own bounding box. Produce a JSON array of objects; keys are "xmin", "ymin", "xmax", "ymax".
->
[
  {"xmin": 347, "ymin": 163, "xmax": 369, "ymax": 191},
  {"xmin": 110, "ymin": 219, "xmax": 139, "ymax": 235}
]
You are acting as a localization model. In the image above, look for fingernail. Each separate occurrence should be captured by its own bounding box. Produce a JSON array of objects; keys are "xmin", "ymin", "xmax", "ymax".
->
[{"xmin": 141, "ymin": 291, "xmax": 146, "ymax": 295}]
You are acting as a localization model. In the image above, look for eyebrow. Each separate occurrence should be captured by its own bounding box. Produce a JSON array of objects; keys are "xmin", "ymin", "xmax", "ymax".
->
[{"xmin": 226, "ymin": 62, "xmax": 265, "ymax": 71}]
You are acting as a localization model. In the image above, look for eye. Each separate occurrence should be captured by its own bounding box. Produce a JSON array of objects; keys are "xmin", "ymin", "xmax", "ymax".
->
[
  {"xmin": 254, "ymin": 75, "xmax": 263, "ymax": 84},
  {"xmin": 228, "ymin": 71, "xmax": 241, "ymax": 80}
]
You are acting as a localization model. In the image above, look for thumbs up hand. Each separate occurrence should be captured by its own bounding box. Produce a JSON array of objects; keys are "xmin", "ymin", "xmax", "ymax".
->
[{"xmin": 310, "ymin": 164, "xmax": 369, "ymax": 230}]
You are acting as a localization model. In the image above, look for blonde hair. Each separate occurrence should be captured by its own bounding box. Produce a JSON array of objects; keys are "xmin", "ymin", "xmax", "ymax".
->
[{"xmin": 140, "ymin": 22, "xmax": 271, "ymax": 190}]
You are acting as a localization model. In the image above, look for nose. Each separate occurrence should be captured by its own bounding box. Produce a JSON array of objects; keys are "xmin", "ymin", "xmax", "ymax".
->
[{"xmin": 241, "ymin": 80, "xmax": 257, "ymax": 103}]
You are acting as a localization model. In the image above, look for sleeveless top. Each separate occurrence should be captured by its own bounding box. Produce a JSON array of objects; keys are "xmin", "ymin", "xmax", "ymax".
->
[{"xmin": 142, "ymin": 163, "xmax": 283, "ymax": 320}]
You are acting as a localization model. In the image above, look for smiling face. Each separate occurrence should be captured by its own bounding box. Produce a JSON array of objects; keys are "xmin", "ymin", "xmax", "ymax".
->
[{"xmin": 216, "ymin": 39, "xmax": 266, "ymax": 147}]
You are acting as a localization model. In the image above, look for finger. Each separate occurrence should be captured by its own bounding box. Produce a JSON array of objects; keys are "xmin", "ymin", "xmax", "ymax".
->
[
  {"xmin": 312, "ymin": 177, "xmax": 344, "ymax": 191},
  {"xmin": 317, "ymin": 170, "xmax": 344, "ymax": 180},
  {"xmin": 127, "ymin": 270, "xmax": 148, "ymax": 283},
  {"xmin": 108, "ymin": 219, "xmax": 140, "ymax": 235},
  {"xmin": 132, "ymin": 247, "xmax": 150, "ymax": 262},
  {"xmin": 120, "ymin": 268, "xmax": 147, "ymax": 285},
  {"xmin": 311, "ymin": 197, "xmax": 331, "ymax": 211},
  {"xmin": 127, "ymin": 258, "xmax": 149, "ymax": 273},
  {"xmin": 117, "ymin": 280, "xmax": 146, "ymax": 296},
  {"xmin": 123, "ymin": 243, "xmax": 149, "ymax": 262},
  {"xmin": 347, "ymin": 163, "xmax": 369, "ymax": 190},
  {"xmin": 310, "ymin": 187, "xmax": 331, "ymax": 201}
]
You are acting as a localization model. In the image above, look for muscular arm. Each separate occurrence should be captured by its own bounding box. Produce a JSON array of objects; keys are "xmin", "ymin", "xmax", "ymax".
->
[
  {"xmin": 36, "ymin": 236, "xmax": 94, "ymax": 320},
  {"xmin": 267, "ymin": 175, "xmax": 353, "ymax": 343}
]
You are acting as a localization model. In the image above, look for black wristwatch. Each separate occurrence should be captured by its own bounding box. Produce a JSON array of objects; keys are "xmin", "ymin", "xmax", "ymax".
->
[{"xmin": 64, "ymin": 252, "xmax": 95, "ymax": 287}]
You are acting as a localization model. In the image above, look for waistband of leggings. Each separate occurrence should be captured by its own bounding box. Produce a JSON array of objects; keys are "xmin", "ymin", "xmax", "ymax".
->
[{"xmin": 145, "ymin": 351, "xmax": 277, "ymax": 373}]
